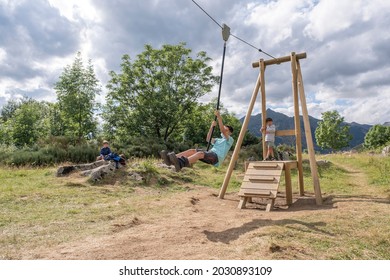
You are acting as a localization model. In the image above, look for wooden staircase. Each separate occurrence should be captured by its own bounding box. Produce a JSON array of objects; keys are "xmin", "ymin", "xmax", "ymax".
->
[{"xmin": 238, "ymin": 162, "xmax": 285, "ymax": 211}]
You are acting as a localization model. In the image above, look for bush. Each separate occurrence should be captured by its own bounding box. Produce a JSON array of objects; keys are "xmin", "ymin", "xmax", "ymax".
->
[
  {"xmin": 0, "ymin": 142, "xmax": 99, "ymax": 166},
  {"xmin": 111, "ymin": 136, "xmax": 193, "ymax": 158}
]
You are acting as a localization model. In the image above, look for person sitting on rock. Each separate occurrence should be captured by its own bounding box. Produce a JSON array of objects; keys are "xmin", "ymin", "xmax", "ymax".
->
[
  {"xmin": 160, "ymin": 110, "xmax": 234, "ymax": 172},
  {"xmin": 96, "ymin": 140, "xmax": 111, "ymax": 161}
]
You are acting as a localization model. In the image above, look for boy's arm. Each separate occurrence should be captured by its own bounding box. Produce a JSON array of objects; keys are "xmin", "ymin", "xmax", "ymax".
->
[
  {"xmin": 215, "ymin": 110, "xmax": 229, "ymax": 139},
  {"xmin": 267, "ymin": 125, "xmax": 276, "ymax": 134},
  {"xmin": 206, "ymin": 121, "xmax": 217, "ymax": 143}
]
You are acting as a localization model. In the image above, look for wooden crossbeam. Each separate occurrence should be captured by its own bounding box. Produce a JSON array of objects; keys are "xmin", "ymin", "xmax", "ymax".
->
[
  {"xmin": 252, "ymin": 52, "xmax": 307, "ymax": 68},
  {"xmin": 275, "ymin": 129, "xmax": 295, "ymax": 137}
]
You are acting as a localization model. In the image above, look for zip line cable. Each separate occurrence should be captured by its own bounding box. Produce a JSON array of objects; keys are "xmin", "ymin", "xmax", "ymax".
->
[
  {"xmin": 191, "ymin": 0, "xmax": 276, "ymax": 59},
  {"xmin": 191, "ymin": 0, "xmax": 222, "ymax": 29}
]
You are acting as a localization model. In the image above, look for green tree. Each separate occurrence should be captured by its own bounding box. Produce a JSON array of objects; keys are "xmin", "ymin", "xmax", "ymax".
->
[
  {"xmin": 364, "ymin": 125, "xmax": 390, "ymax": 149},
  {"xmin": 315, "ymin": 110, "xmax": 352, "ymax": 152},
  {"xmin": 104, "ymin": 43, "xmax": 218, "ymax": 142},
  {"xmin": 55, "ymin": 52, "xmax": 100, "ymax": 141},
  {"xmin": 242, "ymin": 130, "xmax": 260, "ymax": 146},
  {"xmin": 183, "ymin": 100, "xmax": 241, "ymax": 147},
  {"xmin": 0, "ymin": 99, "xmax": 50, "ymax": 146}
]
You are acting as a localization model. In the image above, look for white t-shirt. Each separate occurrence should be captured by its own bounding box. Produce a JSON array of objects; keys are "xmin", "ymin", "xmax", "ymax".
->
[{"xmin": 265, "ymin": 124, "xmax": 276, "ymax": 142}]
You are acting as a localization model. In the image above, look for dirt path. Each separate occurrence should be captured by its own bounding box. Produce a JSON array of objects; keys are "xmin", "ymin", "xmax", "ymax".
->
[
  {"xmin": 28, "ymin": 184, "xmax": 334, "ymax": 260},
  {"xmin": 26, "ymin": 161, "xmax": 389, "ymax": 260}
]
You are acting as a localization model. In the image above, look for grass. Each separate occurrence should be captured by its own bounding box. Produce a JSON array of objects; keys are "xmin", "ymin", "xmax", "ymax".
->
[{"xmin": 0, "ymin": 153, "xmax": 389, "ymax": 259}]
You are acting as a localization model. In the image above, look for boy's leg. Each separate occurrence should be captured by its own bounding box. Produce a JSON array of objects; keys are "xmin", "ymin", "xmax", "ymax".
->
[
  {"xmin": 187, "ymin": 151, "xmax": 205, "ymax": 164},
  {"xmin": 176, "ymin": 149, "xmax": 197, "ymax": 158},
  {"xmin": 270, "ymin": 147, "xmax": 274, "ymax": 158}
]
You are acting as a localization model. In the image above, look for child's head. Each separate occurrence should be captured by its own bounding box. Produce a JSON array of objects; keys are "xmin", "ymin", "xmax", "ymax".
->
[
  {"xmin": 102, "ymin": 140, "xmax": 109, "ymax": 147},
  {"xmin": 223, "ymin": 125, "xmax": 234, "ymax": 136},
  {"xmin": 266, "ymin": 117, "xmax": 273, "ymax": 126}
]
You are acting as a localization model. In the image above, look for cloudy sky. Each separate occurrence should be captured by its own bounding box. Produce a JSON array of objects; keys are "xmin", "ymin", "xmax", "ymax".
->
[{"xmin": 0, "ymin": 0, "xmax": 389, "ymax": 124}]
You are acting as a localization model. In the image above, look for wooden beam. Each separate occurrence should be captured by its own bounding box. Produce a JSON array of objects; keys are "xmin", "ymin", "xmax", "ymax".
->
[
  {"xmin": 218, "ymin": 65, "xmax": 262, "ymax": 199},
  {"xmin": 275, "ymin": 129, "xmax": 295, "ymax": 137},
  {"xmin": 291, "ymin": 52, "xmax": 305, "ymax": 196},
  {"xmin": 296, "ymin": 60, "xmax": 323, "ymax": 205},
  {"xmin": 260, "ymin": 59, "xmax": 267, "ymax": 159},
  {"xmin": 253, "ymin": 52, "xmax": 307, "ymax": 68}
]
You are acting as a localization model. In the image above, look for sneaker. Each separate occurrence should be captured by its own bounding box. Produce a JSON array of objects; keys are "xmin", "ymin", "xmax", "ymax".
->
[
  {"xmin": 168, "ymin": 152, "xmax": 181, "ymax": 172},
  {"xmin": 160, "ymin": 150, "xmax": 171, "ymax": 166}
]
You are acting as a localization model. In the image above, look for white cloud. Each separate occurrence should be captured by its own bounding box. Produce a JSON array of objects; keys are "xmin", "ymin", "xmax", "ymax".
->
[
  {"xmin": 0, "ymin": 0, "xmax": 390, "ymax": 125},
  {"xmin": 0, "ymin": 48, "xmax": 6, "ymax": 63}
]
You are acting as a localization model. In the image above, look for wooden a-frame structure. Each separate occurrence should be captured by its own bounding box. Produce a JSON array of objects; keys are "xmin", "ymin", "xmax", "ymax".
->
[{"xmin": 219, "ymin": 52, "xmax": 323, "ymax": 205}]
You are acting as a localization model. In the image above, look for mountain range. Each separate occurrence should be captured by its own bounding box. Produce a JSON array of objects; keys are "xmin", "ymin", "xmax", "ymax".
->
[{"xmin": 240, "ymin": 109, "xmax": 374, "ymax": 151}]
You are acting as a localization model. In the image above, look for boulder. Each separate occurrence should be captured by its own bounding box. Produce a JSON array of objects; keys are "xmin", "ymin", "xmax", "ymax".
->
[
  {"xmin": 316, "ymin": 160, "xmax": 330, "ymax": 167},
  {"xmin": 382, "ymin": 146, "xmax": 390, "ymax": 156},
  {"xmin": 74, "ymin": 160, "xmax": 107, "ymax": 171},
  {"xmin": 155, "ymin": 163, "xmax": 176, "ymax": 171},
  {"xmin": 129, "ymin": 172, "xmax": 144, "ymax": 182},
  {"xmin": 88, "ymin": 162, "xmax": 117, "ymax": 182},
  {"xmin": 56, "ymin": 166, "xmax": 75, "ymax": 177},
  {"xmin": 56, "ymin": 160, "xmax": 108, "ymax": 177}
]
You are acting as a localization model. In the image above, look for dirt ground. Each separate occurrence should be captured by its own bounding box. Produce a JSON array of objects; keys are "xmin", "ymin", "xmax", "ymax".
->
[
  {"xmin": 24, "ymin": 187, "xmax": 331, "ymax": 260},
  {"xmin": 20, "ymin": 161, "xmax": 390, "ymax": 260}
]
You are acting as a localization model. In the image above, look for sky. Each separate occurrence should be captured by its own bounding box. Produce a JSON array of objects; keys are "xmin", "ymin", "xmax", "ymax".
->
[{"xmin": 0, "ymin": 0, "xmax": 389, "ymax": 125}]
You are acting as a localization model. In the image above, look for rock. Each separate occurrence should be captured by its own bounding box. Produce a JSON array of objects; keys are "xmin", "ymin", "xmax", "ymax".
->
[
  {"xmin": 316, "ymin": 160, "xmax": 330, "ymax": 166},
  {"xmin": 74, "ymin": 160, "xmax": 107, "ymax": 171},
  {"xmin": 129, "ymin": 172, "xmax": 144, "ymax": 181},
  {"xmin": 282, "ymin": 152, "xmax": 291, "ymax": 161},
  {"xmin": 57, "ymin": 160, "xmax": 108, "ymax": 177},
  {"xmin": 56, "ymin": 166, "xmax": 75, "ymax": 177},
  {"xmin": 382, "ymin": 145, "xmax": 390, "ymax": 156},
  {"xmin": 89, "ymin": 162, "xmax": 117, "ymax": 182},
  {"xmin": 156, "ymin": 163, "xmax": 175, "ymax": 171}
]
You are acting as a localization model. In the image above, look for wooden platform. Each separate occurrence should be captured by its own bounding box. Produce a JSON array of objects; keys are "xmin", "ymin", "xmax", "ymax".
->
[{"xmin": 238, "ymin": 161, "xmax": 297, "ymax": 211}]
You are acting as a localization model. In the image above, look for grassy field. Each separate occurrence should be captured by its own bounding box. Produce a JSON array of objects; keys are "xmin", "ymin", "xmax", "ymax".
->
[{"xmin": 0, "ymin": 154, "xmax": 389, "ymax": 259}]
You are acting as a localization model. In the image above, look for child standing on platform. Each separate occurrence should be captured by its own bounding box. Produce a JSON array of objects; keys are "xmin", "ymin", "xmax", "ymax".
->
[{"xmin": 261, "ymin": 117, "xmax": 276, "ymax": 161}]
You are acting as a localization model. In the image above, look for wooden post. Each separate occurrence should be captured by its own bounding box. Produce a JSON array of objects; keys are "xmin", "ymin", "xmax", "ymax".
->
[
  {"xmin": 218, "ymin": 66, "xmax": 262, "ymax": 199},
  {"xmin": 290, "ymin": 52, "xmax": 305, "ymax": 196},
  {"xmin": 296, "ymin": 60, "xmax": 323, "ymax": 205},
  {"xmin": 284, "ymin": 165, "xmax": 293, "ymax": 205},
  {"xmin": 260, "ymin": 60, "xmax": 267, "ymax": 159}
]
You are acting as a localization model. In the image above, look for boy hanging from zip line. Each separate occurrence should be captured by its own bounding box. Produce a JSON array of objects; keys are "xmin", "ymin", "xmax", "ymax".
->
[{"xmin": 160, "ymin": 110, "xmax": 234, "ymax": 172}]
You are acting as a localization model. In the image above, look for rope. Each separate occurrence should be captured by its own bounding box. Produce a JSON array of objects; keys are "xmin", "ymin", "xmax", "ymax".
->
[{"xmin": 191, "ymin": 0, "xmax": 276, "ymax": 59}]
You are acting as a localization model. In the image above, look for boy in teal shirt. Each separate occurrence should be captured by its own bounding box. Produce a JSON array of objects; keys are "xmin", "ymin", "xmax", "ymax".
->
[{"xmin": 161, "ymin": 110, "xmax": 234, "ymax": 172}]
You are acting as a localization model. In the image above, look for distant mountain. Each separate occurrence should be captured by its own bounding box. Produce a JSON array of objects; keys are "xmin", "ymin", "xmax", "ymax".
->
[
  {"xmin": 240, "ymin": 109, "xmax": 372, "ymax": 151},
  {"xmin": 384, "ymin": 122, "xmax": 390, "ymax": 127}
]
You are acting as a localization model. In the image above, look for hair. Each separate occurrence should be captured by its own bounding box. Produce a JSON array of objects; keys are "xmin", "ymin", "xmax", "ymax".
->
[
  {"xmin": 226, "ymin": 125, "xmax": 234, "ymax": 133},
  {"xmin": 266, "ymin": 117, "xmax": 273, "ymax": 123},
  {"xmin": 103, "ymin": 140, "xmax": 109, "ymax": 144}
]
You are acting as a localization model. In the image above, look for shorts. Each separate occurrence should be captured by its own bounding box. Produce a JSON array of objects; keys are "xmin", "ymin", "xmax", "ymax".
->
[
  {"xmin": 266, "ymin": 141, "xmax": 275, "ymax": 148},
  {"xmin": 196, "ymin": 149, "xmax": 219, "ymax": 165}
]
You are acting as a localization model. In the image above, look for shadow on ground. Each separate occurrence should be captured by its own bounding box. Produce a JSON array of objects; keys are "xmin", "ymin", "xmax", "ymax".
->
[{"xmin": 203, "ymin": 218, "xmax": 333, "ymax": 244}]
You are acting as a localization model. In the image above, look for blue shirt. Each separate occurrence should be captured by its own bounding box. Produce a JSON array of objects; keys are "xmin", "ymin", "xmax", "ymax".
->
[
  {"xmin": 210, "ymin": 134, "xmax": 234, "ymax": 167},
  {"xmin": 100, "ymin": 147, "xmax": 111, "ymax": 156}
]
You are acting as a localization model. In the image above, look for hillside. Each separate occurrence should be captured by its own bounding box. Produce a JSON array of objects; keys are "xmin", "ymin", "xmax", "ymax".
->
[{"xmin": 240, "ymin": 109, "xmax": 372, "ymax": 151}]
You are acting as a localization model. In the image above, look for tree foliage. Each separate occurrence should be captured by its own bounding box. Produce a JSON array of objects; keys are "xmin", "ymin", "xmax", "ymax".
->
[
  {"xmin": 0, "ymin": 99, "xmax": 50, "ymax": 146},
  {"xmin": 364, "ymin": 125, "xmax": 390, "ymax": 149},
  {"xmin": 104, "ymin": 43, "xmax": 218, "ymax": 142},
  {"xmin": 315, "ymin": 110, "xmax": 352, "ymax": 151},
  {"xmin": 55, "ymin": 52, "xmax": 100, "ymax": 141}
]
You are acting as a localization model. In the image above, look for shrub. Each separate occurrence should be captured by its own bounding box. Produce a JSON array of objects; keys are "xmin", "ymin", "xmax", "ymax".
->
[{"xmin": 1, "ymin": 142, "xmax": 99, "ymax": 166}]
